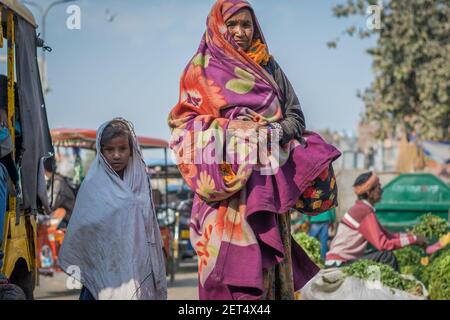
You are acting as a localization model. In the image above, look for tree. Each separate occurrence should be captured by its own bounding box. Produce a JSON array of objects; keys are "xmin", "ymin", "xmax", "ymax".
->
[{"xmin": 329, "ymin": 0, "xmax": 450, "ymax": 141}]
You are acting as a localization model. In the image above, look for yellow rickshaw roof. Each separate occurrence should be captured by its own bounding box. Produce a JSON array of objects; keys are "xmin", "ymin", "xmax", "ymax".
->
[{"xmin": 0, "ymin": 0, "xmax": 37, "ymax": 27}]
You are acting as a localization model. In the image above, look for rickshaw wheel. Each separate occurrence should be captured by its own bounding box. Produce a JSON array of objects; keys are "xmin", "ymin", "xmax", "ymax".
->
[{"xmin": 9, "ymin": 259, "xmax": 34, "ymax": 300}]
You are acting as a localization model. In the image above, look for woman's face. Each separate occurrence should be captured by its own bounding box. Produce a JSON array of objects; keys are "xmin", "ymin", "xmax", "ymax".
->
[
  {"xmin": 226, "ymin": 8, "xmax": 255, "ymax": 51},
  {"xmin": 101, "ymin": 135, "xmax": 131, "ymax": 178}
]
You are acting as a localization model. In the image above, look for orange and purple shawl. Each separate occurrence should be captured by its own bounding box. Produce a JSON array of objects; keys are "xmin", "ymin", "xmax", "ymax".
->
[{"xmin": 169, "ymin": 0, "xmax": 340, "ymax": 300}]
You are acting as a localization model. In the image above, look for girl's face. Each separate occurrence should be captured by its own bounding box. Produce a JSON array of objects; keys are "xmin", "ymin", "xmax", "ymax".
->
[{"xmin": 101, "ymin": 135, "xmax": 131, "ymax": 178}]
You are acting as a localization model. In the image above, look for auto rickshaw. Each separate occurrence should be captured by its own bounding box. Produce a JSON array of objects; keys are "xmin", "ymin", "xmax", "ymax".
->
[
  {"xmin": 41, "ymin": 129, "xmax": 176, "ymax": 280},
  {"xmin": 147, "ymin": 159, "xmax": 195, "ymax": 283},
  {"xmin": 0, "ymin": 0, "xmax": 54, "ymax": 299}
]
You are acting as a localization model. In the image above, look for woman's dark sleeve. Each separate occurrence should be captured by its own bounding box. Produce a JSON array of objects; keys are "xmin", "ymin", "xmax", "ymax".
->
[{"xmin": 269, "ymin": 59, "xmax": 306, "ymax": 145}]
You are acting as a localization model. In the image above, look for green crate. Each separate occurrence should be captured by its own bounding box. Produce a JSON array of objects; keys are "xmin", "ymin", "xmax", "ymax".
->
[{"xmin": 375, "ymin": 174, "xmax": 450, "ymax": 232}]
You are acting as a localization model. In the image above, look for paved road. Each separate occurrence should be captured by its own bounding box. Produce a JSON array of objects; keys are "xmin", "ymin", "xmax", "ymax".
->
[{"xmin": 35, "ymin": 259, "xmax": 199, "ymax": 300}]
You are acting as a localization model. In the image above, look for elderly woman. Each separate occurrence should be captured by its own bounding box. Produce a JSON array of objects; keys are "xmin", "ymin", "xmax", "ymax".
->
[{"xmin": 169, "ymin": 0, "xmax": 340, "ymax": 300}]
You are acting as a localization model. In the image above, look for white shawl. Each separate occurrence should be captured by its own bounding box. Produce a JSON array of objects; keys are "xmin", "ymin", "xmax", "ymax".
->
[{"xmin": 58, "ymin": 119, "xmax": 167, "ymax": 300}]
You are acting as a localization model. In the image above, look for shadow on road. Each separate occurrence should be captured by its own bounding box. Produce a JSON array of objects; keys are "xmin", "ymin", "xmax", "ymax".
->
[
  {"xmin": 35, "ymin": 258, "xmax": 199, "ymax": 300},
  {"xmin": 168, "ymin": 277, "xmax": 197, "ymax": 288},
  {"xmin": 177, "ymin": 259, "xmax": 197, "ymax": 273},
  {"xmin": 167, "ymin": 259, "xmax": 198, "ymax": 289},
  {"xmin": 36, "ymin": 289, "xmax": 81, "ymax": 300}
]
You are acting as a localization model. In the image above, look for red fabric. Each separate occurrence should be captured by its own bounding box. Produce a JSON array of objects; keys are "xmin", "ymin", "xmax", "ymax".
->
[
  {"xmin": 358, "ymin": 210, "xmax": 417, "ymax": 251},
  {"xmin": 326, "ymin": 253, "xmax": 345, "ymax": 261},
  {"xmin": 326, "ymin": 201, "xmax": 417, "ymax": 263}
]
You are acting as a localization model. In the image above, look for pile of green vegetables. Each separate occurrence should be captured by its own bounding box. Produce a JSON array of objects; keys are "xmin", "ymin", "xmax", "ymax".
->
[
  {"xmin": 408, "ymin": 213, "xmax": 448, "ymax": 241},
  {"xmin": 425, "ymin": 248, "xmax": 450, "ymax": 300},
  {"xmin": 292, "ymin": 232, "xmax": 323, "ymax": 268},
  {"xmin": 394, "ymin": 214, "xmax": 449, "ymax": 300},
  {"xmin": 395, "ymin": 246, "xmax": 423, "ymax": 276},
  {"xmin": 342, "ymin": 260, "xmax": 423, "ymax": 296}
]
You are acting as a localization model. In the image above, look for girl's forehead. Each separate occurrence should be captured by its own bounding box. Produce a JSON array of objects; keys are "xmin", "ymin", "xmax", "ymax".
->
[{"xmin": 102, "ymin": 134, "xmax": 130, "ymax": 146}]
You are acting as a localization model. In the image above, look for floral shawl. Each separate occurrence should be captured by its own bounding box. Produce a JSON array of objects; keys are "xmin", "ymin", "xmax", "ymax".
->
[{"xmin": 169, "ymin": 0, "xmax": 341, "ymax": 300}]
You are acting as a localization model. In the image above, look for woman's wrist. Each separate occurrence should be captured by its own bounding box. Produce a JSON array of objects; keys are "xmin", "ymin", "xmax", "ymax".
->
[{"xmin": 268, "ymin": 122, "xmax": 284, "ymax": 142}]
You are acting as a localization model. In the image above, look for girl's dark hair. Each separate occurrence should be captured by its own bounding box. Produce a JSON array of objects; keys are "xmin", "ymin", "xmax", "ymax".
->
[
  {"xmin": 100, "ymin": 120, "xmax": 133, "ymax": 153},
  {"xmin": 353, "ymin": 171, "xmax": 373, "ymax": 200}
]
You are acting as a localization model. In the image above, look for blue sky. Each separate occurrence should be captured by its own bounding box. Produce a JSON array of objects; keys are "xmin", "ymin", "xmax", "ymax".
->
[{"xmin": 24, "ymin": 0, "xmax": 376, "ymax": 141}]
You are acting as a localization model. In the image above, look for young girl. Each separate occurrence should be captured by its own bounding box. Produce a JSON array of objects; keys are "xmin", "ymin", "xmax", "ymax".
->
[{"xmin": 59, "ymin": 118, "xmax": 167, "ymax": 300}]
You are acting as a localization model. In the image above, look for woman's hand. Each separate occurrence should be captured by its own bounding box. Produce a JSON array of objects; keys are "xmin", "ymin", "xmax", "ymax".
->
[
  {"xmin": 228, "ymin": 120, "xmax": 264, "ymax": 131},
  {"xmin": 228, "ymin": 120, "xmax": 269, "ymax": 142}
]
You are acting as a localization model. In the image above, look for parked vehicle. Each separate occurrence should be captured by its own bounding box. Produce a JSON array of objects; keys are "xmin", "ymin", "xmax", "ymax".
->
[{"xmin": 0, "ymin": 0, "xmax": 54, "ymax": 300}]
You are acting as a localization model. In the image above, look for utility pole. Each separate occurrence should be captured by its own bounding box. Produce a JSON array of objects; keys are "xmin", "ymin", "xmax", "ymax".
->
[{"xmin": 23, "ymin": 0, "xmax": 77, "ymax": 94}]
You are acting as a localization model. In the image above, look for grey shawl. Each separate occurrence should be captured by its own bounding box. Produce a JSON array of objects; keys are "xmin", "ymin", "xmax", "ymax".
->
[{"xmin": 58, "ymin": 119, "xmax": 167, "ymax": 300}]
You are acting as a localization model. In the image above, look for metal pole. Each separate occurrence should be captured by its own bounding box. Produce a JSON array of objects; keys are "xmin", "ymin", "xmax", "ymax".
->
[
  {"xmin": 164, "ymin": 148, "xmax": 169, "ymax": 210},
  {"xmin": 42, "ymin": 13, "xmax": 47, "ymax": 93},
  {"xmin": 23, "ymin": 0, "xmax": 77, "ymax": 94}
]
